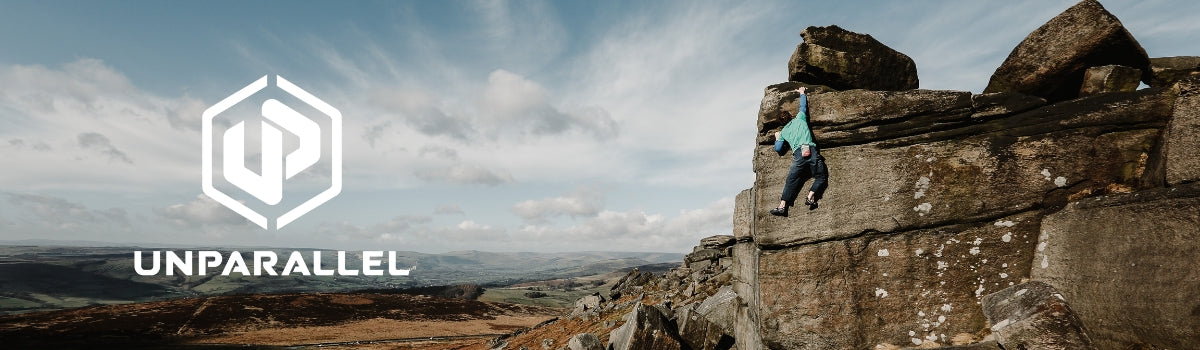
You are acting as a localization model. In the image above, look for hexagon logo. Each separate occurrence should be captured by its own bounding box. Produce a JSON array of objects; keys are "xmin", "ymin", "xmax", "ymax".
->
[{"xmin": 202, "ymin": 75, "xmax": 342, "ymax": 229}]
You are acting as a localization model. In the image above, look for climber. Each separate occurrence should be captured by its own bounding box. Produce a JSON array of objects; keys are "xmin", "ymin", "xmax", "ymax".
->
[{"xmin": 769, "ymin": 86, "xmax": 828, "ymax": 217}]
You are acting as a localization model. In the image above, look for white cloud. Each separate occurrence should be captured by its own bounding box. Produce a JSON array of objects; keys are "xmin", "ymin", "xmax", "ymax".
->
[
  {"xmin": 3, "ymin": 192, "xmax": 132, "ymax": 235},
  {"xmin": 0, "ymin": 59, "xmax": 201, "ymax": 192},
  {"xmin": 512, "ymin": 197, "xmax": 734, "ymax": 252},
  {"xmin": 154, "ymin": 194, "xmax": 249, "ymax": 228},
  {"xmin": 434, "ymin": 204, "xmax": 464, "ymax": 215},
  {"xmin": 511, "ymin": 188, "xmax": 605, "ymax": 223},
  {"xmin": 418, "ymin": 145, "xmax": 459, "ymax": 160},
  {"xmin": 413, "ymin": 163, "xmax": 514, "ymax": 186},
  {"xmin": 479, "ymin": 69, "xmax": 618, "ymax": 140},
  {"xmin": 319, "ymin": 215, "xmax": 432, "ymax": 241},
  {"xmin": 77, "ymin": 132, "xmax": 133, "ymax": 164}
]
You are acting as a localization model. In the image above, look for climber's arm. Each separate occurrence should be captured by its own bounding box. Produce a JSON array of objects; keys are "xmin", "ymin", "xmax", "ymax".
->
[
  {"xmin": 796, "ymin": 88, "xmax": 808, "ymax": 122},
  {"xmin": 774, "ymin": 131, "xmax": 787, "ymax": 155}
]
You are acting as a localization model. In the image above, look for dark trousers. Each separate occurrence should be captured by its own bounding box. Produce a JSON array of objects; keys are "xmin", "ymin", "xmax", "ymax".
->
[{"xmin": 780, "ymin": 146, "xmax": 828, "ymax": 206}]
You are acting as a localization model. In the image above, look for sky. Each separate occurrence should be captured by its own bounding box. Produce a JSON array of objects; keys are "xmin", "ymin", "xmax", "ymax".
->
[{"xmin": 0, "ymin": 0, "xmax": 1196, "ymax": 253}]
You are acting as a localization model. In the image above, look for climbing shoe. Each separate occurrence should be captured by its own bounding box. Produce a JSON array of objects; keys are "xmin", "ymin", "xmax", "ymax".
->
[{"xmin": 769, "ymin": 207, "xmax": 788, "ymax": 217}]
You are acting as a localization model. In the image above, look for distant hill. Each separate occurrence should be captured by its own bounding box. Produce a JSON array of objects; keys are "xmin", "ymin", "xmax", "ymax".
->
[{"xmin": 0, "ymin": 245, "xmax": 682, "ymax": 314}]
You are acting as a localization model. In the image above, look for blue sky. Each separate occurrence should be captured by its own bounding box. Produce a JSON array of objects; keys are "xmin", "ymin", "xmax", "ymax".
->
[{"xmin": 0, "ymin": 0, "xmax": 1196, "ymax": 253}]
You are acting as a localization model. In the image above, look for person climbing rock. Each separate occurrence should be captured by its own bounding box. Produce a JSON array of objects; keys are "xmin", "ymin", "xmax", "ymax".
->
[{"xmin": 769, "ymin": 86, "xmax": 828, "ymax": 217}]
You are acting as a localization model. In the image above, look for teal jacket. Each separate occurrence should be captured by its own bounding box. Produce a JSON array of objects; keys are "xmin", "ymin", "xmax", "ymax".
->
[{"xmin": 774, "ymin": 93, "xmax": 815, "ymax": 154}]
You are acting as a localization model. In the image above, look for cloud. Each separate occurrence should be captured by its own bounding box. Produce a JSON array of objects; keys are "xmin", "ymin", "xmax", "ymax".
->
[
  {"xmin": 434, "ymin": 204, "xmax": 464, "ymax": 215},
  {"xmin": 512, "ymin": 197, "xmax": 735, "ymax": 252},
  {"xmin": 413, "ymin": 163, "xmax": 514, "ymax": 186},
  {"xmin": 367, "ymin": 88, "xmax": 474, "ymax": 140},
  {"xmin": 362, "ymin": 121, "xmax": 393, "ymax": 148},
  {"xmin": 319, "ymin": 215, "xmax": 432, "ymax": 240},
  {"xmin": 479, "ymin": 69, "xmax": 619, "ymax": 140},
  {"xmin": 4, "ymin": 192, "xmax": 131, "ymax": 232},
  {"xmin": 6, "ymin": 139, "xmax": 51, "ymax": 151},
  {"xmin": 511, "ymin": 188, "xmax": 605, "ymax": 223},
  {"xmin": 418, "ymin": 145, "xmax": 459, "ymax": 160},
  {"xmin": 153, "ymin": 194, "xmax": 249, "ymax": 228},
  {"xmin": 77, "ymin": 132, "xmax": 133, "ymax": 164},
  {"xmin": 0, "ymin": 58, "xmax": 200, "ymax": 191}
]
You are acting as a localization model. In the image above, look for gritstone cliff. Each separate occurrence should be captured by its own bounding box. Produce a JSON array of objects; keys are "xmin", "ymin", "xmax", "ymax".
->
[{"xmin": 489, "ymin": 1, "xmax": 1200, "ymax": 349}]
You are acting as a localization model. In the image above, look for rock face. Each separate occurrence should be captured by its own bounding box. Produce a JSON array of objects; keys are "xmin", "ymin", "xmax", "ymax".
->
[
  {"xmin": 981, "ymin": 281, "xmax": 1096, "ymax": 350},
  {"xmin": 490, "ymin": 4, "xmax": 1200, "ymax": 350},
  {"xmin": 1149, "ymin": 56, "xmax": 1200, "ymax": 87},
  {"xmin": 788, "ymin": 25, "xmax": 918, "ymax": 91},
  {"xmin": 1031, "ymin": 183, "xmax": 1200, "ymax": 349},
  {"xmin": 1079, "ymin": 65, "xmax": 1142, "ymax": 96},
  {"xmin": 983, "ymin": 0, "xmax": 1149, "ymax": 102},
  {"xmin": 1164, "ymin": 76, "xmax": 1200, "ymax": 186}
]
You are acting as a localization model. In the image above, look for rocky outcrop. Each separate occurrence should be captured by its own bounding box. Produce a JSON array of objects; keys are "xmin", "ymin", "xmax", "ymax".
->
[
  {"xmin": 983, "ymin": 0, "xmax": 1149, "ymax": 102},
  {"xmin": 1079, "ymin": 65, "xmax": 1142, "ymax": 97},
  {"xmin": 1148, "ymin": 56, "xmax": 1200, "ymax": 87},
  {"xmin": 1031, "ymin": 183, "xmax": 1200, "ymax": 349},
  {"xmin": 981, "ymin": 281, "xmax": 1096, "ymax": 350},
  {"xmin": 745, "ymin": 1, "xmax": 1192, "ymax": 349},
  {"xmin": 489, "ymin": 2, "xmax": 1198, "ymax": 349},
  {"xmin": 788, "ymin": 25, "xmax": 918, "ymax": 91}
]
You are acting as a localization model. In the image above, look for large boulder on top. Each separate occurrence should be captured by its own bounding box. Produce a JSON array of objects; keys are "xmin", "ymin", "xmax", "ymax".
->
[
  {"xmin": 788, "ymin": 25, "xmax": 918, "ymax": 91},
  {"xmin": 983, "ymin": 0, "xmax": 1150, "ymax": 102},
  {"xmin": 1148, "ymin": 56, "xmax": 1200, "ymax": 87}
]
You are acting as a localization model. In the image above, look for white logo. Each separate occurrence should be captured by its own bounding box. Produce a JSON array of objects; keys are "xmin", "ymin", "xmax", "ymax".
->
[{"xmin": 202, "ymin": 75, "xmax": 342, "ymax": 229}]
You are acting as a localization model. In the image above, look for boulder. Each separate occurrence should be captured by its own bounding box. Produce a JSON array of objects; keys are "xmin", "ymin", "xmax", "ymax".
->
[
  {"xmin": 788, "ymin": 25, "xmax": 918, "ymax": 91},
  {"xmin": 700, "ymin": 235, "xmax": 735, "ymax": 250},
  {"xmin": 752, "ymin": 88, "xmax": 1173, "ymax": 249},
  {"xmin": 610, "ymin": 268, "xmax": 656, "ymax": 300},
  {"xmin": 1148, "ymin": 56, "xmax": 1200, "ymax": 87},
  {"xmin": 570, "ymin": 293, "xmax": 604, "ymax": 318},
  {"xmin": 1079, "ymin": 65, "xmax": 1142, "ymax": 96},
  {"xmin": 568, "ymin": 333, "xmax": 603, "ymax": 350},
  {"xmin": 1031, "ymin": 183, "xmax": 1200, "ymax": 350},
  {"xmin": 677, "ymin": 305, "xmax": 735, "ymax": 350},
  {"xmin": 1164, "ymin": 76, "xmax": 1200, "ymax": 185},
  {"xmin": 685, "ymin": 249, "xmax": 723, "ymax": 265},
  {"xmin": 980, "ymin": 282, "xmax": 1096, "ymax": 350},
  {"xmin": 694, "ymin": 286, "xmax": 738, "ymax": 336},
  {"xmin": 983, "ymin": 0, "xmax": 1149, "ymax": 102},
  {"xmin": 757, "ymin": 211, "xmax": 1042, "ymax": 349},
  {"xmin": 608, "ymin": 304, "xmax": 685, "ymax": 350}
]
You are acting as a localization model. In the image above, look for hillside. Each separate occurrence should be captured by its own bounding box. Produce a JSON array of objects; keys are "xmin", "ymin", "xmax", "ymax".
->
[
  {"xmin": 0, "ymin": 291, "xmax": 560, "ymax": 349},
  {"xmin": 0, "ymin": 245, "xmax": 680, "ymax": 315}
]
